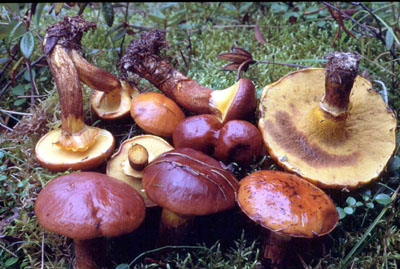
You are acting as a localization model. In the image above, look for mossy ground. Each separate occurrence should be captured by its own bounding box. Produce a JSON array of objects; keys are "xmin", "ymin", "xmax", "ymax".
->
[{"xmin": 1, "ymin": 2, "xmax": 400, "ymax": 268}]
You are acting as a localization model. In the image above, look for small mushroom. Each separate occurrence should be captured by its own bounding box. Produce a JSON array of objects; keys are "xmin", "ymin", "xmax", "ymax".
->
[
  {"xmin": 258, "ymin": 52, "xmax": 397, "ymax": 189},
  {"xmin": 237, "ymin": 170, "xmax": 339, "ymax": 267},
  {"xmin": 173, "ymin": 114, "xmax": 263, "ymax": 165},
  {"xmin": 35, "ymin": 16, "xmax": 114, "ymax": 171},
  {"xmin": 34, "ymin": 172, "xmax": 146, "ymax": 269},
  {"xmin": 119, "ymin": 30, "xmax": 257, "ymax": 123},
  {"xmin": 106, "ymin": 135, "xmax": 174, "ymax": 207},
  {"xmin": 131, "ymin": 92, "xmax": 186, "ymax": 137},
  {"xmin": 142, "ymin": 148, "xmax": 239, "ymax": 245},
  {"xmin": 70, "ymin": 49, "xmax": 139, "ymax": 120}
]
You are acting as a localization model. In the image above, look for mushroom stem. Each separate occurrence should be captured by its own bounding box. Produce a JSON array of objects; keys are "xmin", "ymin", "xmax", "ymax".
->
[
  {"xmin": 263, "ymin": 231, "xmax": 291, "ymax": 267},
  {"xmin": 120, "ymin": 30, "xmax": 256, "ymax": 123},
  {"xmin": 46, "ymin": 44, "xmax": 98, "ymax": 152},
  {"xmin": 320, "ymin": 52, "xmax": 361, "ymax": 116},
  {"xmin": 70, "ymin": 49, "xmax": 121, "ymax": 93},
  {"xmin": 158, "ymin": 208, "xmax": 194, "ymax": 246},
  {"xmin": 74, "ymin": 238, "xmax": 107, "ymax": 269}
]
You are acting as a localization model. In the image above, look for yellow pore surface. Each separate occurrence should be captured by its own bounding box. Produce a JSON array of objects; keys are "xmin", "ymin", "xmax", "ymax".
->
[
  {"xmin": 210, "ymin": 82, "xmax": 239, "ymax": 121},
  {"xmin": 35, "ymin": 128, "xmax": 114, "ymax": 171},
  {"xmin": 258, "ymin": 68, "xmax": 397, "ymax": 189},
  {"xmin": 106, "ymin": 135, "xmax": 173, "ymax": 207}
]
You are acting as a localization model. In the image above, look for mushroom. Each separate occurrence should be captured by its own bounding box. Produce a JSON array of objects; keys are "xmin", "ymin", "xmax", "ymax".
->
[
  {"xmin": 130, "ymin": 92, "xmax": 186, "ymax": 137},
  {"xmin": 258, "ymin": 52, "xmax": 397, "ymax": 189},
  {"xmin": 173, "ymin": 114, "xmax": 263, "ymax": 165},
  {"xmin": 70, "ymin": 49, "xmax": 139, "ymax": 120},
  {"xmin": 119, "ymin": 30, "xmax": 257, "ymax": 123},
  {"xmin": 237, "ymin": 170, "xmax": 339, "ymax": 267},
  {"xmin": 34, "ymin": 172, "xmax": 146, "ymax": 269},
  {"xmin": 142, "ymin": 148, "xmax": 239, "ymax": 245},
  {"xmin": 35, "ymin": 16, "xmax": 114, "ymax": 171},
  {"xmin": 106, "ymin": 135, "xmax": 174, "ymax": 207}
]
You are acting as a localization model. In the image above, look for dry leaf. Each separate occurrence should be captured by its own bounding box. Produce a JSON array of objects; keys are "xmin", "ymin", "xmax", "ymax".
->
[{"xmin": 254, "ymin": 25, "xmax": 266, "ymax": 44}]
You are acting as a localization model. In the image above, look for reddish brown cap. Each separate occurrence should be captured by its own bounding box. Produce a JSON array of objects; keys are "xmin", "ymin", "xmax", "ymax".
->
[
  {"xmin": 142, "ymin": 148, "xmax": 239, "ymax": 216},
  {"xmin": 173, "ymin": 114, "xmax": 263, "ymax": 165},
  {"xmin": 35, "ymin": 172, "xmax": 146, "ymax": 240},
  {"xmin": 237, "ymin": 170, "xmax": 339, "ymax": 238}
]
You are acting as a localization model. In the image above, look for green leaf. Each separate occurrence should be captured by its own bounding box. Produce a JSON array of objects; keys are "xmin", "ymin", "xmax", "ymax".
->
[
  {"xmin": 14, "ymin": 98, "xmax": 27, "ymax": 106},
  {"xmin": 355, "ymin": 201, "xmax": 363, "ymax": 207},
  {"xmin": 102, "ymin": 2, "xmax": 114, "ymax": 27},
  {"xmin": 20, "ymin": 31, "xmax": 34, "ymax": 59},
  {"xmin": 375, "ymin": 193, "xmax": 392, "ymax": 205},
  {"xmin": 346, "ymin": 197, "xmax": 356, "ymax": 206},
  {"xmin": 0, "ymin": 150, "xmax": 4, "ymax": 159},
  {"xmin": 270, "ymin": 2, "xmax": 288, "ymax": 13},
  {"xmin": 148, "ymin": 11, "xmax": 166, "ymax": 25},
  {"xmin": 11, "ymin": 85, "xmax": 25, "ymax": 96},
  {"xmin": 238, "ymin": 2, "xmax": 253, "ymax": 14},
  {"xmin": 115, "ymin": 264, "xmax": 130, "ymax": 269},
  {"xmin": 5, "ymin": 257, "xmax": 18, "ymax": 267},
  {"xmin": 23, "ymin": 69, "xmax": 36, "ymax": 81},
  {"xmin": 33, "ymin": 3, "xmax": 45, "ymax": 28},
  {"xmin": 366, "ymin": 202, "xmax": 374, "ymax": 209},
  {"xmin": 2, "ymin": 21, "xmax": 23, "ymax": 42},
  {"xmin": 343, "ymin": 207, "xmax": 354, "ymax": 215},
  {"xmin": 112, "ymin": 28, "xmax": 126, "ymax": 41},
  {"xmin": 390, "ymin": 155, "xmax": 400, "ymax": 173},
  {"xmin": 385, "ymin": 29, "xmax": 394, "ymax": 50},
  {"xmin": 337, "ymin": 207, "xmax": 346, "ymax": 219}
]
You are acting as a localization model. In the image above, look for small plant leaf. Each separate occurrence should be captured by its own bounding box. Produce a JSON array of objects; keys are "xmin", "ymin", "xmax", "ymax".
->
[
  {"xmin": 343, "ymin": 207, "xmax": 355, "ymax": 215},
  {"xmin": 5, "ymin": 257, "xmax": 18, "ymax": 267},
  {"xmin": 102, "ymin": 2, "xmax": 115, "ymax": 27},
  {"xmin": 11, "ymin": 85, "xmax": 25, "ymax": 96},
  {"xmin": 24, "ymin": 69, "xmax": 36, "ymax": 81},
  {"xmin": 239, "ymin": 2, "xmax": 253, "ymax": 14},
  {"xmin": 222, "ymin": 63, "xmax": 241, "ymax": 71},
  {"xmin": 366, "ymin": 202, "xmax": 374, "ymax": 209},
  {"xmin": 355, "ymin": 201, "xmax": 363, "ymax": 207},
  {"xmin": 337, "ymin": 207, "xmax": 346, "ymax": 219},
  {"xmin": 112, "ymin": 28, "xmax": 126, "ymax": 41},
  {"xmin": 54, "ymin": 3, "xmax": 64, "ymax": 15},
  {"xmin": 389, "ymin": 155, "xmax": 400, "ymax": 173},
  {"xmin": 14, "ymin": 98, "xmax": 27, "ymax": 106},
  {"xmin": 33, "ymin": 3, "xmax": 45, "ymax": 28},
  {"xmin": 375, "ymin": 193, "xmax": 392, "ymax": 205},
  {"xmin": 20, "ymin": 31, "xmax": 34, "ymax": 59},
  {"xmin": 346, "ymin": 197, "xmax": 356, "ymax": 206},
  {"xmin": 385, "ymin": 29, "xmax": 394, "ymax": 50},
  {"xmin": 217, "ymin": 52, "xmax": 251, "ymax": 64},
  {"xmin": 254, "ymin": 25, "xmax": 267, "ymax": 44}
]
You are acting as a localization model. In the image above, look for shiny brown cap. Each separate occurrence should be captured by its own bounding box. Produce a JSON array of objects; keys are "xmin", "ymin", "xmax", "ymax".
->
[
  {"xmin": 142, "ymin": 148, "xmax": 239, "ymax": 216},
  {"xmin": 237, "ymin": 170, "xmax": 339, "ymax": 238},
  {"xmin": 35, "ymin": 172, "xmax": 146, "ymax": 240}
]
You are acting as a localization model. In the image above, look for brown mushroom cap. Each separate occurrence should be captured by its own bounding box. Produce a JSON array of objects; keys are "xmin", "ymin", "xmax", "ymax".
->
[
  {"xmin": 214, "ymin": 119, "xmax": 263, "ymax": 164},
  {"xmin": 106, "ymin": 135, "xmax": 174, "ymax": 207},
  {"xmin": 35, "ymin": 128, "xmax": 115, "ymax": 172},
  {"xmin": 210, "ymin": 78, "xmax": 257, "ymax": 123},
  {"xmin": 34, "ymin": 172, "xmax": 146, "ymax": 240},
  {"xmin": 237, "ymin": 170, "xmax": 339, "ymax": 238},
  {"xmin": 131, "ymin": 92, "xmax": 186, "ymax": 137},
  {"xmin": 258, "ymin": 68, "xmax": 397, "ymax": 189},
  {"xmin": 142, "ymin": 148, "xmax": 239, "ymax": 216},
  {"xmin": 173, "ymin": 114, "xmax": 263, "ymax": 164}
]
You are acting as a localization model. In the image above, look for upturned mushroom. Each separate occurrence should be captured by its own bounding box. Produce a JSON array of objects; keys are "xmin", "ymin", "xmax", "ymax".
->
[
  {"xmin": 119, "ymin": 30, "xmax": 257, "ymax": 123},
  {"xmin": 130, "ymin": 92, "xmax": 186, "ymax": 137},
  {"xmin": 35, "ymin": 172, "xmax": 146, "ymax": 269},
  {"xmin": 258, "ymin": 52, "xmax": 397, "ymax": 189},
  {"xmin": 173, "ymin": 114, "xmax": 263, "ymax": 165},
  {"xmin": 107, "ymin": 135, "xmax": 174, "ymax": 207},
  {"xmin": 142, "ymin": 148, "xmax": 239, "ymax": 245},
  {"xmin": 35, "ymin": 16, "xmax": 114, "ymax": 171},
  {"xmin": 237, "ymin": 170, "xmax": 339, "ymax": 267}
]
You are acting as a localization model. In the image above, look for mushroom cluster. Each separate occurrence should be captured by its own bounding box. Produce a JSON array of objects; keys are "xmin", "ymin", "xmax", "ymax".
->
[{"xmin": 33, "ymin": 16, "xmax": 397, "ymax": 269}]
